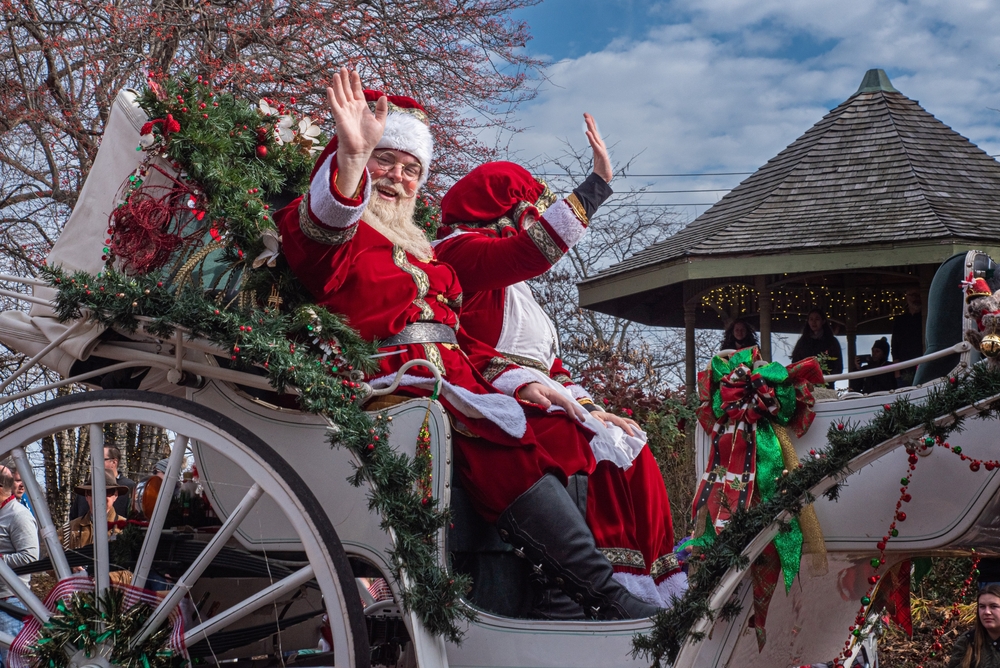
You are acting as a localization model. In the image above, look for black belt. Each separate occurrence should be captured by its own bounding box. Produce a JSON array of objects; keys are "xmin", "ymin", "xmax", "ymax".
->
[{"xmin": 381, "ymin": 322, "xmax": 458, "ymax": 347}]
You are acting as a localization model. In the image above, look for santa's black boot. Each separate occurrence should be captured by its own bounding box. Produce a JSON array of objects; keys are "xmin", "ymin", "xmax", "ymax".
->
[
  {"xmin": 497, "ymin": 474, "xmax": 660, "ymax": 620},
  {"xmin": 527, "ymin": 473, "xmax": 588, "ymax": 620}
]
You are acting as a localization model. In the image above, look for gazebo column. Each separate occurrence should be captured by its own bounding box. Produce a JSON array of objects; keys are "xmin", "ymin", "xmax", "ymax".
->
[
  {"xmin": 845, "ymin": 276, "xmax": 858, "ymax": 374},
  {"xmin": 755, "ymin": 275, "xmax": 772, "ymax": 360},
  {"xmin": 685, "ymin": 302, "xmax": 696, "ymax": 395},
  {"xmin": 919, "ymin": 265, "xmax": 934, "ymax": 350}
]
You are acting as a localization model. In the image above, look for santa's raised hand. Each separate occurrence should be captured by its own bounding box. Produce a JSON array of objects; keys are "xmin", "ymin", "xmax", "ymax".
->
[
  {"xmin": 327, "ymin": 67, "xmax": 388, "ymax": 197},
  {"xmin": 584, "ymin": 113, "xmax": 613, "ymax": 184}
]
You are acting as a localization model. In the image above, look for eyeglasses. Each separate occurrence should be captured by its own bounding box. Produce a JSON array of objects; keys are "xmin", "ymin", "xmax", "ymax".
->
[{"xmin": 371, "ymin": 152, "xmax": 422, "ymax": 181}]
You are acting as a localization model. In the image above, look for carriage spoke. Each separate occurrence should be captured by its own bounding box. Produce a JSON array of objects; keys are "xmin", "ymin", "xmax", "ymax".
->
[
  {"xmin": 89, "ymin": 425, "xmax": 110, "ymax": 605},
  {"xmin": 183, "ymin": 565, "xmax": 316, "ymax": 646},
  {"xmin": 0, "ymin": 557, "xmax": 49, "ymax": 623},
  {"xmin": 10, "ymin": 448, "xmax": 71, "ymax": 580},
  {"xmin": 131, "ymin": 483, "xmax": 264, "ymax": 648},
  {"xmin": 131, "ymin": 435, "xmax": 187, "ymax": 591}
]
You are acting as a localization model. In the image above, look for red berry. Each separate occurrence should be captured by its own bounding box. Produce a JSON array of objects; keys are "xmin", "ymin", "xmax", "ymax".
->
[
  {"xmin": 256, "ymin": 145, "xmax": 268, "ymax": 158},
  {"xmin": 971, "ymin": 461, "xmax": 981, "ymax": 472},
  {"xmin": 837, "ymin": 423, "xmax": 845, "ymax": 430},
  {"xmin": 896, "ymin": 511, "xmax": 906, "ymax": 522},
  {"xmin": 883, "ymin": 404, "xmax": 892, "ymax": 411},
  {"xmin": 876, "ymin": 541, "xmax": 886, "ymax": 550}
]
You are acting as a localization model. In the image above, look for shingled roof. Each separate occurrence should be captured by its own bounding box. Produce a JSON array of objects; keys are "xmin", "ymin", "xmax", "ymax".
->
[{"xmin": 578, "ymin": 69, "xmax": 1000, "ymax": 324}]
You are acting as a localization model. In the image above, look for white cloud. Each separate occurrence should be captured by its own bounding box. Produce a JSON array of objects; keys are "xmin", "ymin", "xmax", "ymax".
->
[{"xmin": 503, "ymin": 0, "xmax": 1000, "ymax": 212}]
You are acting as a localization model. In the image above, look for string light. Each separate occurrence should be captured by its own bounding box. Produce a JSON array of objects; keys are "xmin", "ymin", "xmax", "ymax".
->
[{"xmin": 699, "ymin": 284, "xmax": 910, "ymax": 326}]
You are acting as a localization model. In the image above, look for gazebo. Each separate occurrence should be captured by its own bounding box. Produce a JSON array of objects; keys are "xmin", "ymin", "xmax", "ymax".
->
[{"xmin": 577, "ymin": 69, "xmax": 1000, "ymax": 389}]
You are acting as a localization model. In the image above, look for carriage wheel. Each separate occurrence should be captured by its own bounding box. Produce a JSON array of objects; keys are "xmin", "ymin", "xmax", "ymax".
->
[{"xmin": 0, "ymin": 389, "xmax": 369, "ymax": 667}]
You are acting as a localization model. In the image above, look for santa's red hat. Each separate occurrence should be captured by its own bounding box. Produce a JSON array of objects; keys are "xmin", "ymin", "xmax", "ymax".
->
[
  {"xmin": 440, "ymin": 161, "xmax": 552, "ymax": 227},
  {"xmin": 364, "ymin": 90, "xmax": 433, "ymax": 187}
]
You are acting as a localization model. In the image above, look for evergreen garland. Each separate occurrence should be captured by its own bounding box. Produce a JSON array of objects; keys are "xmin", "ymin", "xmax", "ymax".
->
[
  {"xmin": 632, "ymin": 364, "xmax": 1000, "ymax": 666},
  {"xmin": 29, "ymin": 588, "xmax": 185, "ymax": 668}
]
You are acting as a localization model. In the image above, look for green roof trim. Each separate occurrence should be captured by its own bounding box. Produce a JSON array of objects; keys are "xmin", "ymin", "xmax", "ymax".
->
[{"xmin": 856, "ymin": 68, "xmax": 898, "ymax": 93}]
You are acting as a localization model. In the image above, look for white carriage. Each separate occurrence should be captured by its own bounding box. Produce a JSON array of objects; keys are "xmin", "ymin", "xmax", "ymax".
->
[{"xmin": 0, "ymin": 88, "xmax": 997, "ymax": 668}]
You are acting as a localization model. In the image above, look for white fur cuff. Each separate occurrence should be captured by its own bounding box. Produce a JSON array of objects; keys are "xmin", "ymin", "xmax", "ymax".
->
[{"xmin": 308, "ymin": 151, "xmax": 370, "ymax": 229}]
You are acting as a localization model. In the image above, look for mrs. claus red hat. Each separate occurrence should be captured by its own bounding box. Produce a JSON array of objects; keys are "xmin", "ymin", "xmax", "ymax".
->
[{"xmin": 440, "ymin": 162, "xmax": 547, "ymax": 226}]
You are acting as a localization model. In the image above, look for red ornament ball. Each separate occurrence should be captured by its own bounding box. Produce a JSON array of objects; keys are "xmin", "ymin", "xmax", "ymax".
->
[
  {"xmin": 971, "ymin": 461, "xmax": 981, "ymax": 472},
  {"xmin": 256, "ymin": 145, "xmax": 268, "ymax": 158},
  {"xmin": 896, "ymin": 511, "xmax": 907, "ymax": 522}
]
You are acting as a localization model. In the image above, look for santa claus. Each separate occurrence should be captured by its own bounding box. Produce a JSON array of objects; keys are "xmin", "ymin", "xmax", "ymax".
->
[
  {"xmin": 276, "ymin": 68, "xmax": 659, "ymax": 619},
  {"xmin": 435, "ymin": 159, "xmax": 687, "ymax": 608}
]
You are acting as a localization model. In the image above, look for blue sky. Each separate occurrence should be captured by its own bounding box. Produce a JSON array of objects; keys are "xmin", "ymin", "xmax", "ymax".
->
[{"xmin": 499, "ymin": 0, "xmax": 1000, "ymax": 225}]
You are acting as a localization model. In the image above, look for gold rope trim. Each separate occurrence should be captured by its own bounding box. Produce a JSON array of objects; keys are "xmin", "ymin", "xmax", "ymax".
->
[
  {"xmin": 565, "ymin": 193, "xmax": 589, "ymax": 226},
  {"xmin": 775, "ymin": 424, "xmax": 828, "ymax": 576}
]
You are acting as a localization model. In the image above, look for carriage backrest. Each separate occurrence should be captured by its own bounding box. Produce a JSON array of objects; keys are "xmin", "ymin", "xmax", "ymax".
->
[{"xmin": 914, "ymin": 250, "xmax": 997, "ymax": 384}]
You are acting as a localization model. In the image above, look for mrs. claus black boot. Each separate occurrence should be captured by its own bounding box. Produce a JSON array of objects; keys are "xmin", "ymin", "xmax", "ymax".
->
[{"xmin": 496, "ymin": 474, "xmax": 660, "ymax": 620}]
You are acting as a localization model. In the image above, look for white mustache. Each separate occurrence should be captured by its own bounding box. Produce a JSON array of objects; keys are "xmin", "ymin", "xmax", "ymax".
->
[{"xmin": 373, "ymin": 178, "xmax": 415, "ymax": 199}]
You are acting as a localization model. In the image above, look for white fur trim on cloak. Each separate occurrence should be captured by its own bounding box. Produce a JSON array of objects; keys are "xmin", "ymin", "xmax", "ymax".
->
[
  {"xmin": 368, "ymin": 373, "xmax": 526, "ymax": 438},
  {"xmin": 376, "ymin": 113, "xmax": 434, "ymax": 187},
  {"xmin": 565, "ymin": 383, "xmax": 594, "ymax": 403},
  {"xmin": 308, "ymin": 151, "xmax": 371, "ymax": 228},
  {"xmin": 612, "ymin": 572, "xmax": 662, "ymax": 607},
  {"xmin": 656, "ymin": 571, "xmax": 689, "ymax": 609},
  {"xmin": 542, "ymin": 198, "xmax": 589, "ymax": 248},
  {"xmin": 492, "ymin": 366, "xmax": 646, "ymax": 468}
]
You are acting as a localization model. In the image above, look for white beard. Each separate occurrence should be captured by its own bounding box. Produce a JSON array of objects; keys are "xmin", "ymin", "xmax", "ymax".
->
[{"xmin": 363, "ymin": 184, "xmax": 434, "ymax": 260}]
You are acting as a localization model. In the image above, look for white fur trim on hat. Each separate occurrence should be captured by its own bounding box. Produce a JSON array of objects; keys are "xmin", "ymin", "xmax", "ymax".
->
[{"xmin": 376, "ymin": 112, "xmax": 433, "ymax": 187}]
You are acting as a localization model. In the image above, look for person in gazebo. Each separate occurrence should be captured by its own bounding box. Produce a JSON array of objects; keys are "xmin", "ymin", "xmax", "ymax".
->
[
  {"xmin": 720, "ymin": 318, "xmax": 758, "ymax": 351},
  {"xmin": 790, "ymin": 308, "xmax": 843, "ymax": 377}
]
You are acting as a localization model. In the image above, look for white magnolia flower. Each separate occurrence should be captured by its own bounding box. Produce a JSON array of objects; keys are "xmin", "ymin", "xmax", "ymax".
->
[
  {"xmin": 259, "ymin": 99, "xmax": 280, "ymax": 117},
  {"xmin": 274, "ymin": 115, "xmax": 295, "ymax": 144},
  {"xmin": 252, "ymin": 229, "xmax": 282, "ymax": 269},
  {"xmin": 298, "ymin": 117, "xmax": 321, "ymax": 142}
]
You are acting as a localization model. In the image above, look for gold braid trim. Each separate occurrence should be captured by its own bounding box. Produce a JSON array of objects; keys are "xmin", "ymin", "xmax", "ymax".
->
[
  {"xmin": 413, "ymin": 298, "xmax": 436, "ymax": 320},
  {"xmin": 535, "ymin": 180, "xmax": 557, "ymax": 214},
  {"xmin": 421, "ymin": 343, "xmax": 447, "ymax": 378},
  {"xmin": 526, "ymin": 219, "xmax": 564, "ymax": 265},
  {"xmin": 775, "ymin": 424, "xmax": 828, "ymax": 576},
  {"xmin": 565, "ymin": 193, "xmax": 589, "ymax": 227},
  {"xmin": 298, "ymin": 193, "xmax": 357, "ymax": 245},
  {"xmin": 502, "ymin": 352, "xmax": 549, "ymax": 374},
  {"xmin": 598, "ymin": 547, "xmax": 646, "ymax": 570},
  {"xmin": 481, "ymin": 356, "xmax": 513, "ymax": 382},
  {"xmin": 650, "ymin": 553, "xmax": 680, "ymax": 580}
]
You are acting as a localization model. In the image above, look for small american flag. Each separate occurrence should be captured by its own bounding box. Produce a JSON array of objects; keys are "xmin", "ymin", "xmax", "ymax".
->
[{"xmin": 366, "ymin": 578, "xmax": 392, "ymax": 602}]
